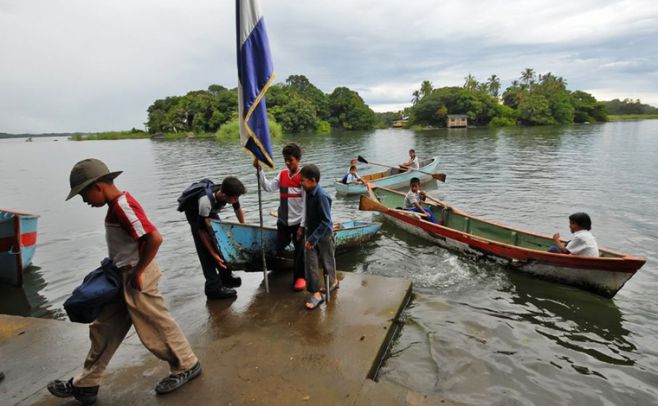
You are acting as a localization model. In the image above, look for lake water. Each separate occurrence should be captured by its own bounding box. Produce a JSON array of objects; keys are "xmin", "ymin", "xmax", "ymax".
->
[{"xmin": 1, "ymin": 121, "xmax": 657, "ymax": 404}]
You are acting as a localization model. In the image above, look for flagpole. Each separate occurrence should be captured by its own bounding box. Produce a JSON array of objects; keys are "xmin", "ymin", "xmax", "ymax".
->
[{"xmin": 257, "ymin": 168, "xmax": 270, "ymax": 293}]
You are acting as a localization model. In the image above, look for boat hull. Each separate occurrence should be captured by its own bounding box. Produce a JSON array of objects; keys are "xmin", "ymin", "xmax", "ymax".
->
[
  {"xmin": 335, "ymin": 157, "xmax": 439, "ymax": 194},
  {"xmin": 212, "ymin": 220, "xmax": 382, "ymax": 270},
  {"xmin": 363, "ymin": 190, "xmax": 645, "ymax": 298},
  {"xmin": 0, "ymin": 210, "xmax": 39, "ymax": 286}
]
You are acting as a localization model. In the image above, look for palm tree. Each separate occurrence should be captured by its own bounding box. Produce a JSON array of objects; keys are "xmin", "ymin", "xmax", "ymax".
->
[
  {"xmin": 411, "ymin": 90, "xmax": 421, "ymax": 105},
  {"xmin": 521, "ymin": 68, "xmax": 535, "ymax": 87},
  {"xmin": 420, "ymin": 80, "xmax": 433, "ymax": 99},
  {"xmin": 463, "ymin": 74, "xmax": 478, "ymax": 91},
  {"xmin": 487, "ymin": 74, "xmax": 501, "ymax": 97}
]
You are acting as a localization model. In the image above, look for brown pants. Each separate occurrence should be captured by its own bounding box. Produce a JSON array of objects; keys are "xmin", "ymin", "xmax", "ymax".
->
[{"xmin": 73, "ymin": 261, "xmax": 198, "ymax": 387}]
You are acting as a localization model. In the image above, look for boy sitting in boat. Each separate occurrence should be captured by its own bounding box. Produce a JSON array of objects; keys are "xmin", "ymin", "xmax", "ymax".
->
[
  {"xmin": 300, "ymin": 164, "xmax": 337, "ymax": 310},
  {"xmin": 340, "ymin": 159, "xmax": 359, "ymax": 184},
  {"xmin": 400, "ymin": 149, "xmax": 420, "ymax": 170},
  {"xmin": 550, "ymin": 212, "xmax": 599, "ymax": 257},
  {"xmin": 254, "ymin": 143, "xmax": 307, "ymax": 291},
  {"xmin": 343, "ymin": 165, "xmax": 364, "ymax": 184},
  {"xmin": 403, "ymin": 177, "xmax": 438, "ymax": 223}
]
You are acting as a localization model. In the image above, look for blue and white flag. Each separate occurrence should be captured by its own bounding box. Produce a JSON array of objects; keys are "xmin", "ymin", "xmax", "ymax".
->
[{"xmin": 236, "ymin": 0, "xmax": 275, "ymax": 169}]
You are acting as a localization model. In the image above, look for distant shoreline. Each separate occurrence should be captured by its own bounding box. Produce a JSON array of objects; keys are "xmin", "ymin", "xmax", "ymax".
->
[{"xmin": 3, "ymin": 114, "xmax": 658, "ymax": 140}]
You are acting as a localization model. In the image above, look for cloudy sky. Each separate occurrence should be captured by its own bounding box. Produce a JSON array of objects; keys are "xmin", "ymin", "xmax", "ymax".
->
[{"xmin": 1, "ymin": 0, "xmax": 657, "ymax": 133}]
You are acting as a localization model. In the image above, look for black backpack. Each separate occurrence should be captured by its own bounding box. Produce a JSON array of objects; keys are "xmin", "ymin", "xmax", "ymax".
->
[{"xmin": 176, "ymin": 178, "xmax": 217, "ymax": 212}]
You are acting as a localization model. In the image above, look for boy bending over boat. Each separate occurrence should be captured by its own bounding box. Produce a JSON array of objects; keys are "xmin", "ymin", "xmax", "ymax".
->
[
  {"xmin": 550, "ymin": 212, "xmax": 599, "ymax": 257},
  {"xmin": 403, "ymin": 177, "xmax": 438, "ymax": 224},
  {"xmin": 50, "ymin": 159, "xmax": 200, "ymax": 404},
  {"xmin": 300, "ymin": 164, "xmax": 337, "ymax": 310},
  {"xmin": 255, "ymin": 142, "xmax": 307, "ymax": 291},
  {"xmin": 181, "ymin": 177, "xmax": 246, "ymax": 299}
]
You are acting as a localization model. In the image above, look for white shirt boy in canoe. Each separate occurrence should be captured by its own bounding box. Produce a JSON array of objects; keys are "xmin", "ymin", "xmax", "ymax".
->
[{"xmin": 551, "ymin": 212, "xmax": 599, "ymax": 257}]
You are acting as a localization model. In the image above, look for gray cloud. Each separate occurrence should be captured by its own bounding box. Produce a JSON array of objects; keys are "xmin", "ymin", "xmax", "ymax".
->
[{"xmin": 1, "ymin": 0, "xmax": 657, "ymax": 132}]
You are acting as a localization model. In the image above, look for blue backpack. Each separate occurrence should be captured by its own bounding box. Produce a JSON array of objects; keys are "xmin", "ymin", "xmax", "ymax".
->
[
  {"xmin": 176, "ymin": 178, "xmax": 217, "ymax": 212},
  {"xmin": 64, "ymin": 258, "xmax": 123, "ymax": 323}
]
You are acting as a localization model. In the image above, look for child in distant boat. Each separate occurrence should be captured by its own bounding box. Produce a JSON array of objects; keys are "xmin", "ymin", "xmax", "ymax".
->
[
  {"xmin": 343, "ymin": 165, "xmax": 363, "ymax": 184},
  {"xmin": 403, "ymin": 177, "xmax": 438, "ymax": 224},
  {"xmin": 299, "ymin": 164, "xmax": 337, "ymax": 310},
  {"xmin": 340, "ymin": 159, "xmax": 359, "ymax": 184},
  {"xmin": 400, "ymin": 149, "xmax": 419, "ymax": 170},
  {"xmin": 550, "ymin": 212, "xmax": 599, "ymax": 257}
]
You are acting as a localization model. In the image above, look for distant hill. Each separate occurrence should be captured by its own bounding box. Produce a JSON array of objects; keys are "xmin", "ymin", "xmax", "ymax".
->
[{"xmin": 0, "ymin": 132, "xmax": 73, "ymax": 139}]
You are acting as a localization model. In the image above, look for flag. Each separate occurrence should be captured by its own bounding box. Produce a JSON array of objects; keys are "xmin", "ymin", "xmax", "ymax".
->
[{"xmin": 236, "ymin": 0, "xmax": 275, "ymax": 169}]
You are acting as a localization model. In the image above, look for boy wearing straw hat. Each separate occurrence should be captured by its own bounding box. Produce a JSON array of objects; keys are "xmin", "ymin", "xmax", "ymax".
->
[{"xmin": 48, "ymin": 158, "xmax": 200, "ymax": 404}]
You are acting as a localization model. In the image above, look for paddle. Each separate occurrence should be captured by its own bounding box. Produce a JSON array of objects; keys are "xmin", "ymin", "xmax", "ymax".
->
[
  {"xmin": 357, "ymin": 155, "xmax": 446, "ymax": 182},
  {"xmin": 358, "ymin": 194, "xmax": 429, "ymax": 219}
]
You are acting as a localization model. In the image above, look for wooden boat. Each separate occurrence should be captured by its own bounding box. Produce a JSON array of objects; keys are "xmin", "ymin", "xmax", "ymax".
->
[
  {"xmin": 334, "ymin": 157, "xmax": 439, "ymax": 195},
  {"xmin": 0, "ymin": 209, "xmax": 39, "ymax": 286},
  {"xmin": 211, "ymin": 219, "xmax": 382, "ymax": 270},
  {"xmin": 359, "ymin": 187, "xmax": 646, "ymax": 298}
]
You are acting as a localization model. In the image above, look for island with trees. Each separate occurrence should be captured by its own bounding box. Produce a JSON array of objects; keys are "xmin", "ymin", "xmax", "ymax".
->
[{"xmin": 68, "ymin": 70, "xmax": 657, "ymax": 140}]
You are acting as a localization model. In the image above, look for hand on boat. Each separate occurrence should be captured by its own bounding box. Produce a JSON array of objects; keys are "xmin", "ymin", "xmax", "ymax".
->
[
  {"xmin": 552, "ymin": 233, "xmax": 561, "ymax": 243},
  {"xmin": 253, "ymin": 158, "xmax": 261, "ymax": 171},
  {"xmin": 214, "ymin": 255, "xmax": 227, "ymax": 269}
]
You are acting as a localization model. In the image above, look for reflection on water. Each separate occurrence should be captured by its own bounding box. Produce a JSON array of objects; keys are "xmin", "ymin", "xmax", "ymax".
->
[{"xmin": 2, "ymin": 121, "xmax": 658, "ymax": 404}]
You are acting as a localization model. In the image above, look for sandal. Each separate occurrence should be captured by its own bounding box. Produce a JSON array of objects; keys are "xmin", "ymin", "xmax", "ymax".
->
[
  {"xmin": 155, "ymin": 361, "xmax": 202, "ymax": 394},
  {"xmin": 47, "ymin": 378, "xmax": 98, "ymax": 405},
  {"xmin": 305, "ymin": 294, "xmax": 325, "ymax": 310}
]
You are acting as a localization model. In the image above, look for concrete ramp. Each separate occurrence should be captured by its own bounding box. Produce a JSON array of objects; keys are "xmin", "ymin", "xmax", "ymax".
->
[{"xmin": 1, "ymin": 271, "xmax": 413, "ymax": 405}]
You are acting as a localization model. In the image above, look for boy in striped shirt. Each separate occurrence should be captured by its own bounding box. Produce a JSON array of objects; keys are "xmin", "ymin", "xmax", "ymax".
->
[{"xmin": 254, "ymin": 143, "xmax": 306, "ymax": 291}]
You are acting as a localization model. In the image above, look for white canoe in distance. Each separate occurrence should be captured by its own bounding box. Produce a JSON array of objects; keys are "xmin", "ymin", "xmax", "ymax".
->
[{"xmin": 334, "ymin": 157, "xmax": 439, "ymax": 195}]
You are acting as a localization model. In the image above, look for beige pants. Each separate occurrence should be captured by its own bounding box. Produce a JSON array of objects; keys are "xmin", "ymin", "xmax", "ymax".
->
[{"xmin": 73, "ymin": 261, "xmax": 198, "ymax": 387}]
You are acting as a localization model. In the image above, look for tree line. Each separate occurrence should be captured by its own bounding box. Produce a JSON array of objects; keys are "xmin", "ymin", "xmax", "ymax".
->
[
  {"xmin": 400, "ymin": 68, "xmax": 608, "ymax": 128},
  {"xmin": 146, "ymin": 75, "xmax": 376, "ymax": 135}
]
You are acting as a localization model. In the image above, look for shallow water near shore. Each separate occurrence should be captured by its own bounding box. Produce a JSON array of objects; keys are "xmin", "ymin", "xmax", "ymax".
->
[{"xmin": 1, "ymin": 121, "xmax": 657, "ymax": 404}]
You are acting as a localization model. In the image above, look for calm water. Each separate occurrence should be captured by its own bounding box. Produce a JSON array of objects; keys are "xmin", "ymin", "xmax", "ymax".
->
[{"xmin": 1, "ymin": 121, "xmax": 657, "ymax": 404}]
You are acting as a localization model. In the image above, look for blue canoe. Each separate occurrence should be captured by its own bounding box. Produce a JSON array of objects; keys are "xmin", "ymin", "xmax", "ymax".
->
[
  {"xmin": 0, "ymin": 209, "xmax": 39, "ymax": 286},
  {"xmin": 211, "ymin": 220, "xmax": 382, "ymax": 270},
  {"xmin": 334, "ymin": 156, "xmax": 439, "ymax": 195}
]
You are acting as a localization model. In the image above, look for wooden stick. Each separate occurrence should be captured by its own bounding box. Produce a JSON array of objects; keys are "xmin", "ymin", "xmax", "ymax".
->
[{"xmin": 357, "ymin": 155, "xmax": 446, "ymax": 182}]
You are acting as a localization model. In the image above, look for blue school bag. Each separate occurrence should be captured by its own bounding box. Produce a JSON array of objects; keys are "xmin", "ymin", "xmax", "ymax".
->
[
  {"xmin": 176, "ymin": 178, "xmax": 217, "ymax": 212},
  {"xmin": 64, "ymin": 258, "xmax": 123, "ymax": 323}
]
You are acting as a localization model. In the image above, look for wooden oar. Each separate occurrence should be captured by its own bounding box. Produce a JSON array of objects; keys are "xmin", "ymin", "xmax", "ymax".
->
[
  {"xmin": 357, "ymin": 155, "xmax": 446, "ymax": 182},
  {"xmin": 358, "ymin": 194, "xmax": 429, "ymax": 219},
  {"xmin": 371, "ymin": 185, "xmax": 466, "ymax": 216}
]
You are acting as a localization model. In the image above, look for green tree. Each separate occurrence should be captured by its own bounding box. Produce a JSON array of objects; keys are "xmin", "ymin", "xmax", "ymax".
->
[
  {"xmin": 521, "ymin": 68, "xmax": 536, "ymax": 87},
  {"xmin": 463, "ymin": 74, "xmax": 478, "ymax": 92},
  {"xmin": 487, "ymin": 74, "xmax": 501, "ymax": 98},
  {"xmin": 328, "ymin": 87, "xmax": 376, "ymax": 130},
  {"xmin": 518, "ymin": 94, "xmax": 556, "ymax": 125}
]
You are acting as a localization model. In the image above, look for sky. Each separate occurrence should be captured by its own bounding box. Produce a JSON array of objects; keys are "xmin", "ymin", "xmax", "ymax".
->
[{"xmin": 1, "ymin": 0, "xmax": 657, "ymax": 133}]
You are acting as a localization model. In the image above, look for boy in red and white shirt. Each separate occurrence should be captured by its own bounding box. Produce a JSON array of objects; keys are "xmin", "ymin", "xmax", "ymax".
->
[
  {"xmin": 254, "ymin": 143, "xmax": 306, "ymax": 291},
  {"xmin": 48, "ymin": 159, "xmax": 200, "ymax": 404}
]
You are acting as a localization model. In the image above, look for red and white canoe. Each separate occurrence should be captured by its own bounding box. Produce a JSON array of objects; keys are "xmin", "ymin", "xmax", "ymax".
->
[{"xmin": 360, "ymin": 187, "xmax": 646, "ymax": 298}]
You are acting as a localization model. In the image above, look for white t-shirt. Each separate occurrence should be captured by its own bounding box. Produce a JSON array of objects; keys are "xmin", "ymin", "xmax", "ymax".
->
[
  {"xmin": 345, "ymin": 173, "xmax": 361, "ymax": 183},
  {"xmin": 404, "ymin": 191, "xmax": 420, "ymax": 209},
  {"xmin": 566, "ymin": 230, "xmax": 599, "ymax": 257}
]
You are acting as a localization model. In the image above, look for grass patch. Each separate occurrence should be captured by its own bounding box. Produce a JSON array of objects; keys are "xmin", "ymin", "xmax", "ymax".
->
[
  {"xmin": 608, "ymin": 114, "xmax": 658, "ymax": 121},
  {"xmin": 69, "ymin": 131, "xmax": 150, "ymax": 141}
]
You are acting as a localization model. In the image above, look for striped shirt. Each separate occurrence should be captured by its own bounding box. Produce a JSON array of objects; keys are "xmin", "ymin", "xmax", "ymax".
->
[
  {"xmin": 259, "ymin": 169, "xmax": 305, "ymax": 226},
  {"xmin": 105, "ymin": 192, "xmax": 157, "ymax": 267}
]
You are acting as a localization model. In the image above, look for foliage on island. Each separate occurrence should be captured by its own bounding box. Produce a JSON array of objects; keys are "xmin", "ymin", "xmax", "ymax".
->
[
  {"xmin": 145, "ymin": 75, "xmax": 375, "ymax": 136},
  {"xmin": 603, "ymin": 98, "xmax": 658, "ymax": 120},
  {"xmin": 392, "ymin": 69, "xmax": 609, "ymax": 128}
]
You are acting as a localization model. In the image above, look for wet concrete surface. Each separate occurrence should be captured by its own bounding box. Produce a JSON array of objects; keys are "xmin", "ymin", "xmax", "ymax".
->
[{"xmin": 0, "ymin": 270, "xmax": 459, "ymax": 405}]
